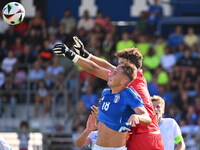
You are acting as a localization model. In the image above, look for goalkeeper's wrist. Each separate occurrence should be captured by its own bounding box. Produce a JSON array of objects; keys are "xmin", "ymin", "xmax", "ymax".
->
[
  {"xmin": 87, "ymin": 53, "xmax": 92, "ymax": 60},
  {"xmin": 82, "ymin": 49, "xmax": 92, "ymax": 59},
  {"xmin": 72, "ymin": 54, "xmax": 79, "ymax": 63}
]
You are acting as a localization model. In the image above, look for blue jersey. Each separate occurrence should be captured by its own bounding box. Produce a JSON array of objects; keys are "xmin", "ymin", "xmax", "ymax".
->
[{"xmin": 98, "ymin": 87, "xmax": 144, "ymax": 132}]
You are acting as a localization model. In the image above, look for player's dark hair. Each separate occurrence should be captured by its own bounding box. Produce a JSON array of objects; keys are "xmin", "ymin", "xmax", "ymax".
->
[
  {"xmin": 20, "ymin": 121, "xmax": 29, "ymax": 128},
  {"xmin": 116, "ymin": 48, "xmax": 143, "ymax": 69},
  {"xmin": 120, "ymin": 65, "xmax": 136, "ymax": 82}
]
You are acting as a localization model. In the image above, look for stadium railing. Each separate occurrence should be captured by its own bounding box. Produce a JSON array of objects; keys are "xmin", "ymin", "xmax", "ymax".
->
[
  {"xmin": 0, "ymin": 63, "xmax": 80, "ymax": 149},
  {"xmin": 157, "ymin": 17, "xmax": 200, "ymax": 35}
]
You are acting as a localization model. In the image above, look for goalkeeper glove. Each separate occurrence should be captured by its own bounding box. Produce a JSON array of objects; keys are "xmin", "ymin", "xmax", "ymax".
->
[
  {"xmin": 53, "ymin": 44, "xmax": 79, "ymax": 63},
  {"xmin": 73, "ymin": 36, "xmax": 92, "ymax": 59}
]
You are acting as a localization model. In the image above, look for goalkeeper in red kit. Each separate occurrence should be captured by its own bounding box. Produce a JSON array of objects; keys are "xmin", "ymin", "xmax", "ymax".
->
[{"xmin": 53, "ymin": 36, "xmax": 164, "ymax": 150}]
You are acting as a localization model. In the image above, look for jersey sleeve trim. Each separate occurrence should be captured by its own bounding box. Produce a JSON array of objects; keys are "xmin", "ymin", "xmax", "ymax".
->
[
  {"xmin": 126, "ymin": 87, "xmax": 144, "ymax": 110},
  {"xmin": 174, "ymin": 135, "xmax": 183, "ymax": 144},
  {"xmin": 127, "ymin": 87, "xmax": 138, "ymax": 99},
  {"xmin": 89, "ymin": 137, "xmax": 93, "ymax": 148},
  {"xmin": 85, "ymin": 138, "xmax": 92, "ymax": 149}
]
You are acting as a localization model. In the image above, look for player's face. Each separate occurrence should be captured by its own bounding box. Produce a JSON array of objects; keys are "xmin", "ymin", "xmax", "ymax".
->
[
  {"xmin": 107, "ymin": 66, "xmax": 126, "ymax": 87},
  {"xmin": 152, "ymin": 101, "xmax": 164, "ymax": 120}
]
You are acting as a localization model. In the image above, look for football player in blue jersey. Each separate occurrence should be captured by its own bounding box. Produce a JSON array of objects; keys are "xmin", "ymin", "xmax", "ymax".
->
[
  {"xmin": 75, "ymin": 65, "xmax": 151, "ymax": 150},
  {"xmin": 93, "ymin": 65, "xmax": 151, "ymax": 150}
]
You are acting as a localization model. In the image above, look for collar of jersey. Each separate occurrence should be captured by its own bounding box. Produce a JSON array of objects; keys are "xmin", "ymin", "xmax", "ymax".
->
[{"xmin": 108, "ymin": 88, "xmax": 126, "ymax": 95}]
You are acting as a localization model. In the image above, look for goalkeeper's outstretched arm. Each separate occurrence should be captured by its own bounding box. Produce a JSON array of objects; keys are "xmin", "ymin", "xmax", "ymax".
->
[
  {"xmin": 73, "ymin": 36, "xmax": 116, "ymax": 71},
  {"xmin": 89, "ymin": 55, "xmax": 116, "ymax": 71},
  {"xmin": 53, "ymin": 43, "xmax": 109, "ymax": 81},
  {"xmin": 76, "ymin": 56, "xmax": 109, "ymax": 81}
]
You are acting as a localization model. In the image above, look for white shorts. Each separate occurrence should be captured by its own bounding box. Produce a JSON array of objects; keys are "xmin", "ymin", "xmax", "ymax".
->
[{"xmin": 93, "ymin": 144, "xmax": 127, "ymax": 150}]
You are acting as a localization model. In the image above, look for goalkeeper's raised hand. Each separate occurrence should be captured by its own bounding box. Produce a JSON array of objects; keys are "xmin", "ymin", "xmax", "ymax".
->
[
  {"xmin": 73, "ymin": 36, "xmax": 92, "ymax": 59},
  {"xmin": 53, "ymin": 43, "xmax": 79, "ymax": 62}
]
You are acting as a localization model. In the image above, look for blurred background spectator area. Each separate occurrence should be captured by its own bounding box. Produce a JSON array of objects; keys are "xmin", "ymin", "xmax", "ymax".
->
[{"xmin": 0, "ymin": 0, "xmax": 200, "ymax": 149}]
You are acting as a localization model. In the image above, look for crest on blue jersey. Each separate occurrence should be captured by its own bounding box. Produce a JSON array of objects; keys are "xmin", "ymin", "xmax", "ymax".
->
[{"xmin": 114, "ymin": 94, "xmax": 120, "ymax": 103}]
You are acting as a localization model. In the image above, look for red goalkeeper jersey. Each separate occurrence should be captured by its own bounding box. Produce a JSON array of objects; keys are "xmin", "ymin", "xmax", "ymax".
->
[{"xmin": 128, "ymin": 70, "xmax": 159, "ymax": 133}]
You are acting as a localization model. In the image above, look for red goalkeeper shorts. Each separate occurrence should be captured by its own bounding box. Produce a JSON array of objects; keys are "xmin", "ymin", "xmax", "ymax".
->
[{"xmin": 126, "ymin": 132, "xmax": 164, "ymax": 150}]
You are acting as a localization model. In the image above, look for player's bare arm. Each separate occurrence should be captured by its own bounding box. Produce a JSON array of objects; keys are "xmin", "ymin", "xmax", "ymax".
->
[
  {"xmin": 53, "ymin": 43, "xmax": 109, "ymax": 81},
  {"xmin": 176, "ymin": 140, "xmax": 185, "ymax": 150},
  {"xmin": 75, "ymin": 128, "xmax": 91, "ymax": 147},
  {"xmin": 73, "ymin": 36, "xmax": 116, "ymax": 71},
  {"xmin": 75, "ymin": 113, "xmax": 98, "ymax": 147},
  {"xmin": 76, "ymin": 57, "xmax": 109, "ymax": 81},
  {"xmin": 128, "ymin": 106, "xmax": 152, "ymax": 127}
]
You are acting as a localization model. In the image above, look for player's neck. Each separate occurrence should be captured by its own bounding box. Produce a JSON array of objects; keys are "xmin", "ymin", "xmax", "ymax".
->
[
  {"xmin": 111, "ymin": 86, "xmax": 126, "ymax": 94},
  {"xmin": 157, "ymin": 117, "xmax": 162, "ymax": 125}
]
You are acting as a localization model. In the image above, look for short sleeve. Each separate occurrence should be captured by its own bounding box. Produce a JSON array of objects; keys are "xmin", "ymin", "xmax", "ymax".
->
[
  {"xmin": 87, "ymin": 131, "xmax": 98, "ymax": 148},
  {"xmin": 88, "ymin": 131, "xmax": 95, "ymax": 143},
  {"xmin": 126, "ymin": 87, "xmax": 144, "ymax": 110},
  {"xmin": 172, "ymin": 119, "xmax": 183, "ymax": 143}
]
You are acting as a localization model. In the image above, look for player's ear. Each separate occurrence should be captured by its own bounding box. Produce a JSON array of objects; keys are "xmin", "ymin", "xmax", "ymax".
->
[
  {"xmin": 120, "ymin": 79, "xmax": 125, "ymax": 85},
  {"xmin": 120, "ymin": 78, "xmax": 129, "ymax": 86}
]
